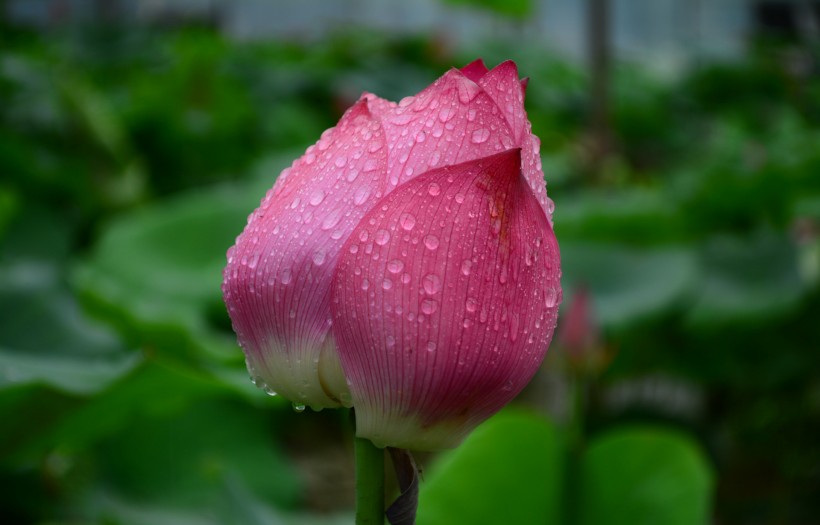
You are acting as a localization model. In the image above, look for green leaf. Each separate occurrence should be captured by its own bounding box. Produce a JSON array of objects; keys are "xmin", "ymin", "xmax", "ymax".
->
[
  {"xmin": 73, "ymin": 154, "xmax": 297, "ymax": 352},
  {"xmin": 442, "ymin": 0, "xmax": 532, "ymax": 19},
  {"xmin": 688, "ymin": 232, "xmax": 806, "ymax": 326},
  {"xmin": 417, "ymin": 409, "xmax": 564, "ymax": 525},
  {"xmin": 73, "ymin": 185, "xmax": 252, "ymax": 353},
  {"xmin": 579, "ymin": 427, "xmax": 714, "ymax": 525},
  {"xmin": 560, "ymin": 242, "xmax": 697, "ymax": 328},
  {"xmin": 95, "ymin": 397, "xmax": 301, "ymax": 510},
  {"xmin": 558, "ymin": 189, "xmax": 684, "ymax": 245},
  {"xmin": 0, "ymin": 211, "xmax": 139, "ymax": 396}
]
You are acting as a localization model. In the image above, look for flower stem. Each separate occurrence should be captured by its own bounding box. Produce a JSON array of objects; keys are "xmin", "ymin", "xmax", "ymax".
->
[{"xmin": 355, "ymin": 435, "xmax": 385, "ymax": 525}]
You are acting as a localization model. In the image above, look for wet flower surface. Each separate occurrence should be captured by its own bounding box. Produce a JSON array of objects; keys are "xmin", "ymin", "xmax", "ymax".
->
[{"xmin": 223, "ymin": 59, "xmax": 561, "ymax": 450}]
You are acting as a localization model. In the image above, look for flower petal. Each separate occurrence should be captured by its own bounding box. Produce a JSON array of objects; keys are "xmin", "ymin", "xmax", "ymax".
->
[
  {"xmin": 478, "ymin": 60, "xmax": 527, "ymax": 143},
  {"xmin": 223, "ymin": 97, "xmax": 389, "ymax": 409},
  {"xmin": 380, "ymin": 69, "xmax": 516, "ymax": 191},
  {"xmin": 331, "ymin": 149, "xmax": 561, "ymax": 450},
  {"xmin": 478, "ymin": 61, "xmax": 554, "ymax": 223},
  {"xmin": 460, "ymin": 58, "xmax": 490, "ymax": 82}
]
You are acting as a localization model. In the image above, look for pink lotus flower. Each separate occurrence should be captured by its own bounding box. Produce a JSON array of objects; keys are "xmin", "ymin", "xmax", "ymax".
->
[{"xmin": 223, "ymin": 59, "xmax": 561, "ymax": 450}]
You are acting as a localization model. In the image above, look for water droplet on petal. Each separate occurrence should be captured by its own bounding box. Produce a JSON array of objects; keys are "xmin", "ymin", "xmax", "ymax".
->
[
  {"xmin": 335, "ymin": 156, "xmax": 347, "ymax": 168},
  {"xmin": 466, "ymin": 297, "xmax": 478, "ymax": 312},
  {"xmin": 281, "ymin": 268, "xmax": 293, "ymax": 284},
  {"xmin": 399, "ymin": 213, "xmax": 416, "ymax": 231},
  {"xmin": 354, "ymin": 186, "xmax": 371, "ymax": 205},
  {"xmin": 423, "ymin": 234, "xmax": 439, "ymax": 250},
  {"xmin": 292, "ymin": 402, "xmax": 306, "ymax": 413},
  {"xmin": 422, "ymin": 274, "xmax": 441, "ymax": 295},
  {"xmin": 421, "ymin": 299, "xmax": 438, "ymax": 315},
  {"xmin": 387, "ymin": 259, "xmax": 405, "ymax": 274},
  {"xmin": 374, "ymin": 229, "xmax": 391, "ymax": 246},
  {"xmin": 312, "ymin": 250, "xmax": 326, "ymax": 266},
  {"xmin": 471, "ymin": 128, "xmax": 490, "ymax": 144},
  {"xmin": 321, "ymin": 210, "xmax": 342, "ymax": 230},
  {"xmin": 438, "ymin": 107, "xmax": 455, "ymax": 123},
  {"xmin": 460, "ymin": 259, "xmax": 472, "ymax": 276},
  {"xmin": 382, "ymin": 278, "xmax": 393, "ymax": 290},
  {"xmin": 309, "ymin": 190, "xmax": 325, "ymax": 206},
  {"xmin": 361, "ymin": 278, "xmax": 370, "ymax": 290},
  {"xmin": 545, "ymin": 286, "xmax": 560, "ymax": 308},
  {"xmin": 428, "ymin": 182, "xmax": 441, "ymax": 196},
  {"xmin": 426, "ymin": 341, "xmax": 437, "ymax": 352}
]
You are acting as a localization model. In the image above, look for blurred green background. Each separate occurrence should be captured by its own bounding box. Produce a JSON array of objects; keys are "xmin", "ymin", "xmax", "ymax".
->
[{"xmin": 1, "ymin": 1, "xmax": 819, "ymax": 524}]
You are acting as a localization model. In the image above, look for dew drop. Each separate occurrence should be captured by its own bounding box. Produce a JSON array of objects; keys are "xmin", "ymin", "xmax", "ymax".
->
[
  {"xmin": 427, "ymin": 182, "xmax": 441, "ymax": 196},
  {"xmin": 438, "ymin": 107, "xmax": 455, "ymax": 123},
  {"xmin": 460, "ymin": 259, "xmax": 472, "ymax": 276},
  {"xmin": 423, "ymin": 234, "xmax": 439, "ymax": 250},
  {"xmin": 421, "ymin": 299, "xmax": 438, "ymax": 315},
  {"xmin": 292, "ymin": 402, "xmax": 306, "ymax": 413},
  {"xmin": 354, "ymin": 186, "xmax": 371, "ymax": 205},
  {"xmin": 374, "ymin": 229, "xmax": 391, "ymax": 246},
  {"xmin": 280, "ymin": 268, "xmax": 293, "ymax": 284},
  {"xmin": 399, "ymin": 213, "xmax": 416, "ymax": 231},
  {"xmin": 309, "ymin": 190, "xmax": 325, "ymax": 206},
  {"xmin": 349, "ymin": 244, "xmax": 359, "ymax": 254},
  {"xmin": 471, "ymin": 128, "xmax": 490, "ymax": 144},
  {"xmin": 387, "ymin": 259, "xmax": 405, "ymax": 274},
  {"xmin": 455, "ymin": 193, "xmax": 465, "ymax": 204},
  {"xmin": 321, "ymin": 210, "xmax": 342, "ymax": 230},
  {"xmin": 382, "ymin": 278, "xmax": 393, "ymax": 290},
  {"xmin": 545, "ymin": 286, "xmax": 560, "ymax": 308},
  {"xmin": 334, "ymin": 156, "xmax": 347, "ymax": 168},
  {"xmin": 361, "ymin": 278, "xmax": 370, "ymax": 290},
  {"xmin": 466, "ymin": 297, "xmax": 478, "ymax": 312},
  {"xmin": 312, "ymin": 250, "xmax": 326, "ymax": 266},
  {"xmin": 422, "ymin": 274, "xmax": 442, "ymax": 295},
  {"xmin": 386, "ymin": 335, "xmax": 396, "ymax": 347},
  {"xmin": 426, "ymin": 341, "xmax": 437, "ymax": 352}
]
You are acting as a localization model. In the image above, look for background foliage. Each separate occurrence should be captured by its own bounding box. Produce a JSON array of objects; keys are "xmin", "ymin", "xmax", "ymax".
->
[{"xmin": 1, "ymin": 7, "xmax": 819, "ymax": 525}]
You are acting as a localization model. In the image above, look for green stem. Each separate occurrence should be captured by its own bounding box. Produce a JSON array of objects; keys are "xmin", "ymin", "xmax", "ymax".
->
[{"xmin": 355, "ymin": 436, "xmax": 385, "ymax": 525}]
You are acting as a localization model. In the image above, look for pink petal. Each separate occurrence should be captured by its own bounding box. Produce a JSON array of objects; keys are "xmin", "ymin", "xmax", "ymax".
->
[
  {"xmin": 477, "ymin": 61, "xmax": 554, "ymax": 222},
  {"xmin": 478, "ymin": 61, "xmax": 527, "ymax": 143},
  {"xmin": 223, "ymin": 97, "xmax": 389, "ymax": 409},
  {"xmin": 460, "ymin": 58, "xmax": 490, "ymax": 82},
  {"xmin": 379, "ymin": 69, "xmax": 516, "ymax": 191},
  {"xmin": 331, "ymin": 149, "xmax": 561, "ymax": 450}
]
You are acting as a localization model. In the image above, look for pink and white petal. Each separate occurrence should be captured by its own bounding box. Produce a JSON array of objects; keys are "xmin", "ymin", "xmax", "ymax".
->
[
  {"xmin": 380, "ymin": 69, "xmax": 516, "ymax": 191},
  {"xmin": 331, "ymin": 149, "xmax": 561, "ymax": 450},
  {"xmin": 460, "ymin": 58, "xmax": 490, "ymax": 82},
  {"xmin": 223, "ymin": 97, "xmax": 389, "ymax": 409}
]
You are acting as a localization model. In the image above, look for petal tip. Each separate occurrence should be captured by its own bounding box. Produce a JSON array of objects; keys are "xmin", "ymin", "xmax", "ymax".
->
[{"xmin": 460, "ymin": 58, "xmax": 490, "ymax": 82}]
